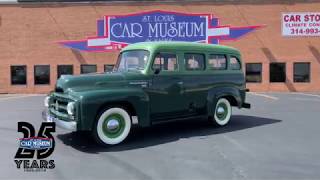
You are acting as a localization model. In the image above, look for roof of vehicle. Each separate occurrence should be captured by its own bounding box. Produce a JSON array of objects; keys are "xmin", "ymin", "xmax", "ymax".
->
[{"xmin": 121, "ymin": 41, "xmax": 240, "ymax": 55}]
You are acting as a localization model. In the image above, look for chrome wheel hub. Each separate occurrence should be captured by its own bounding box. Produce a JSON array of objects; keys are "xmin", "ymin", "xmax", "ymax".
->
[
  {"xmin": 106, "ymin": 119, "xmax": 120, "ymax": 131},
  {"xmin": 217, "ymin": 107, "xmax": 225, "ymax": 115}
]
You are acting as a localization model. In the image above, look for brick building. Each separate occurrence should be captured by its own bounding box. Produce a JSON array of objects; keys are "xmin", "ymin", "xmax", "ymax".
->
[{"xmin": 0, "ymin": 0, "xmax": 320, "ymax": 93}]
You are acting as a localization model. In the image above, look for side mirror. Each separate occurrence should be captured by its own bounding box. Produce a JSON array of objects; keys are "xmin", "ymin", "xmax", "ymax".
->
[{"xmin": 154, "ymin": 68, "xmax": 160, "ymax": 75}]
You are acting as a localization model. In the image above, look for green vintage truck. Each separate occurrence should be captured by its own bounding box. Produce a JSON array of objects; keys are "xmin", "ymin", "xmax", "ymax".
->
[{"xmin": 43, "ymin": 41, "xmax": 250, "ymax": 146}]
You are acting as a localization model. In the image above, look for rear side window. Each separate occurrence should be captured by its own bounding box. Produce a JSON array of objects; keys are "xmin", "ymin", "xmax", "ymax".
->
[
  {"xmin": 185, "ymin": 53, "xmax": 205, "ymax": 70},
  {"xmin": 153, "ymin": 53, "xmax": 178, "ymax": 71},
  {"xmin": 230, "ymin": 56, "xmax": 241, "ymax": 70},
  {"xmin": 208, "ymin": 54, "xmax": 227, "ymax": 70}
]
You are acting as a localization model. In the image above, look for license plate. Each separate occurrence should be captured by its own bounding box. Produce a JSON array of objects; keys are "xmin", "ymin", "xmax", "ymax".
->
[{"xmin": 46, "ymin": 114, "xmax": 54, "ymax": 122}]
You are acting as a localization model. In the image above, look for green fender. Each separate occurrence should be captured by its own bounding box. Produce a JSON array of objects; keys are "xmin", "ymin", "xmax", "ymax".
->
[
  {"xmin": 206, "ymin": 86, "xmax": 243, "ymax": 117},
  {"xmin": 76, "ymin": 88, "xmax": 150, "ymax": 131}
]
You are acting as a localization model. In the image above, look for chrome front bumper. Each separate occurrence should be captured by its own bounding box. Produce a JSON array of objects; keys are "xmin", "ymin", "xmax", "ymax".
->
[{"xmin": 42, "ymin": 109, "xmax": 77, "ymax": 131}]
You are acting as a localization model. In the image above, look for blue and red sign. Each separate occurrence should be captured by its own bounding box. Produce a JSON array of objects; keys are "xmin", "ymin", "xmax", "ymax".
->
[
  {"xmin": 60, "ymin": 10, "xmax": 262, "ymax": 52},
  {"xmin": 19, "ymin": 137, "xmax": 52, "ymax": 150}
]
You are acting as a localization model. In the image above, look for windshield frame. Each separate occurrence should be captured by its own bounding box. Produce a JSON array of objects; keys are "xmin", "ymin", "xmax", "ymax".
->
[{"xmin": 114, "ymin": 49, "xmax": 150, "ymax": 73}]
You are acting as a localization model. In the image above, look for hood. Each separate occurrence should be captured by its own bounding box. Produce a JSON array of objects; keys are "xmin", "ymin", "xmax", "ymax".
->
[{"xmin": 56, "ymin": 72, "xmax": 127, "ymax": 93}]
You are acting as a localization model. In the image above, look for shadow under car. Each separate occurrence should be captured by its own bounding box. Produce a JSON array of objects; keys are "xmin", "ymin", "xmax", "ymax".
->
[{"xmin": 57, "ymin": 115, "xmax": 281, "ymax": 153}]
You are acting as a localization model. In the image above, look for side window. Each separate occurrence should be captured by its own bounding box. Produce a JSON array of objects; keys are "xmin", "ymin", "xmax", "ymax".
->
[
  {"xmin": 34, "ymin": 65, "xmax": 50, "ymax": 85},
  {"xmin": 81, "ymin": 65, "xmax": 97, "ymax": 74},
  {"xmin": 230, "ymin": 56, "xmax": 241, "ymax": 70},
  {"xmin": 208, "ymin": 54, "xmax": 227, "ymax": 70},
  {"xmin": 294, "ymin": 62, "xmax": 310, "ymax": 83},
  {"xmin": 246, "ymin": 63, "xmax": 262, "ymax": 83},
  {"xmin": 11, "ymin": 65, "xmax": 27, "ymax": 85},
  {"xmin": 104, "ymin": 64, "xmax": 114, "ymax": 72},
  {"xmin": 57, "ymin": 65, "xmax": 73, "ymax": 78},
  {"xmin": 270, "ymin": 63, "xmax": 286, "ymax": 82},
  {"xmin": 152, "ymin": 53, "xmax": 178, "ymax": 71},
  {"xmin": 185, "ymin": 53, "xmax": 205, "ymax": 70}
]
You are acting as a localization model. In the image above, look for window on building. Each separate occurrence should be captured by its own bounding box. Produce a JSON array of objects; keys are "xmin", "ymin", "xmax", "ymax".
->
[
  {"xmin": 34, "ymin": 65, "xmax": 50, "ymax": 85},
  {"xmin": 246, "ymin": 63, "xmax": 262, "ymax": 83},
  {"xmin": 294, "ymin": 62, "xmax": 310, "ymax": 83},
  {"xmin": 185, "ymin": 53, "xmax": 205, "ymax": 70},
  {"xmin": 270, "ymin": 63, "xmax": 286, "ymax": 82},
  {"xmin": 81, "ymin": 65, "xmax": 97, "ymax": 74},
  {"xmin": 153, "ymin": 53, "xmax": 178, "ymax": 71},
  {"xmin": 230, "ymin": 56, "xmax": 241, "ymax": 70},
  {"xmin": 208, "ymin": 54, "xmax": 227, "ymax": 70},
  {"xmin": 57, "ymin": 65, "xmax": 73, "ymax": 78},
  {"xmin": 11, "ymin": 65, "xmax": 27, "ymax": 85},
  {"xmin": 104, "ymin": 64, "xmax": 114, "ymax": 72}
]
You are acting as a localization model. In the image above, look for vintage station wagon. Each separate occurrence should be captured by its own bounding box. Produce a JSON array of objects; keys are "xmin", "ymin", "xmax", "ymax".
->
[{"xmin": 43, "ymin": 42, "xmax": 250, "ymax": 146}]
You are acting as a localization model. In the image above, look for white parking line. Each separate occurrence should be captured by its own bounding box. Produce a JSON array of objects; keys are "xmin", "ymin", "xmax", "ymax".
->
[
  {"xmin": 293, "ymin": 97, "xmax": 320, "ymax": 102},
  {"xmin": 0, "ymin": 94, "xmax": 44, "ymax": 101},
  {"xmin": 222, "ymin": 135, "xmax": 250, "ymax": 154},
  {"xmin": 249, "ymin": 92, "xmax": 279, "ymax": 100},
  {"xmin": 290, "ymin": 92, "xmax": 320, "ymax": 99}
]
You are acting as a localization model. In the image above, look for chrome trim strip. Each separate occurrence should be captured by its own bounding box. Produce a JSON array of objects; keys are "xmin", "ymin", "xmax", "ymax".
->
[
  {"xmin": 53, "ymin": 118, "xmax": 77, "ymax": 131},
  {"xmin": 42, "ymin": 109, "xmax": 77, "ymax": 131},
  {"xmin": 129, "ymin": 81, "xmax": 147, "ymax": 85}
]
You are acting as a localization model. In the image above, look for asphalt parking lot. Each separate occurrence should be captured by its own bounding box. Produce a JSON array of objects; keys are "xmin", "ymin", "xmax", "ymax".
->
[{"xmin": 0, "ymin": 92, "xmax": 320, "ymax": 179}]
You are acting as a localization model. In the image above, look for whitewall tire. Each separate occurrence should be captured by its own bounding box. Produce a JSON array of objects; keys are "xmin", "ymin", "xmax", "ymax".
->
[
  {"xmin": 213, "ymin": 98, "xmax": 232, "ymax": 126},
  {"xmin": 94, "ymin": 107, "xmax": 131, "ymax": 145}
]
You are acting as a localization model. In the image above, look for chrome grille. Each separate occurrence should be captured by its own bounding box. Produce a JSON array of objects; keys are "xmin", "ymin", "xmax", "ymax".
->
[{"xmin": 49, "ymin": 96, "xmax": 70, "ymax": 116}]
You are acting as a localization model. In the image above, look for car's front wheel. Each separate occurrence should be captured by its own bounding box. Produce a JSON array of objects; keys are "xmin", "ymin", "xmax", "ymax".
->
[
  {"xmin": 93, "ymin": 107, "xmax": 131, "ymax": 146},
  {"xmin": 212, "ymin": 98, "xmax": 232, "ymax": 126}
]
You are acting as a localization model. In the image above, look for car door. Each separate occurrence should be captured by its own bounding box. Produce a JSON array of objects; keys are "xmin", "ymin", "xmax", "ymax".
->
[
  {"xmin": 147, "ymin": 52, "xmax": 188, "ymax": 122},
  {"xmin": 180, "ymin": 53, "xmax": 208, "ymax": 116}
]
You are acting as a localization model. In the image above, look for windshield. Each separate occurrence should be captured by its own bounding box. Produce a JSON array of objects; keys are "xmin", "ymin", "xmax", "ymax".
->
[{"xmin": 115, "ymin": 50, "xmax": 150, "ymax": 72}]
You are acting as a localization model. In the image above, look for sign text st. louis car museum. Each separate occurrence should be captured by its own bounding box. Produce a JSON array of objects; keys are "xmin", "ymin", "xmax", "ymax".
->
[{"xmin": 60, "ymin": 10, "xmax": 261, "ymax": 52}]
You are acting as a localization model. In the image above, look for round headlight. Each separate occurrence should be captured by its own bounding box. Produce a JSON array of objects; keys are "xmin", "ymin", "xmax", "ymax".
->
[
  {"xmin": 44, "ymin": 96, "xmax": 50, "ymax": 107},
  {"xmin": 67, "ymin": 102, "xmax": 75, "ymax": 115}
]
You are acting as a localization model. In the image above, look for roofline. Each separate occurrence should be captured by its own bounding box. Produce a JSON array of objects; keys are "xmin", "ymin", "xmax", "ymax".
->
[{"xmin": 122, "ymin": 42, "xmax": 240, "ymax": 55}]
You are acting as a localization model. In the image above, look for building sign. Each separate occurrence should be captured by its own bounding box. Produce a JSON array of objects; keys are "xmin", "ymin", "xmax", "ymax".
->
[
  {"xmin": 282, "ymin": 12, "xmax": 320, "ymax": 36},
  {"xmin": 60, "ymin": 10, "xmax": 262, "ymax": 52}
]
